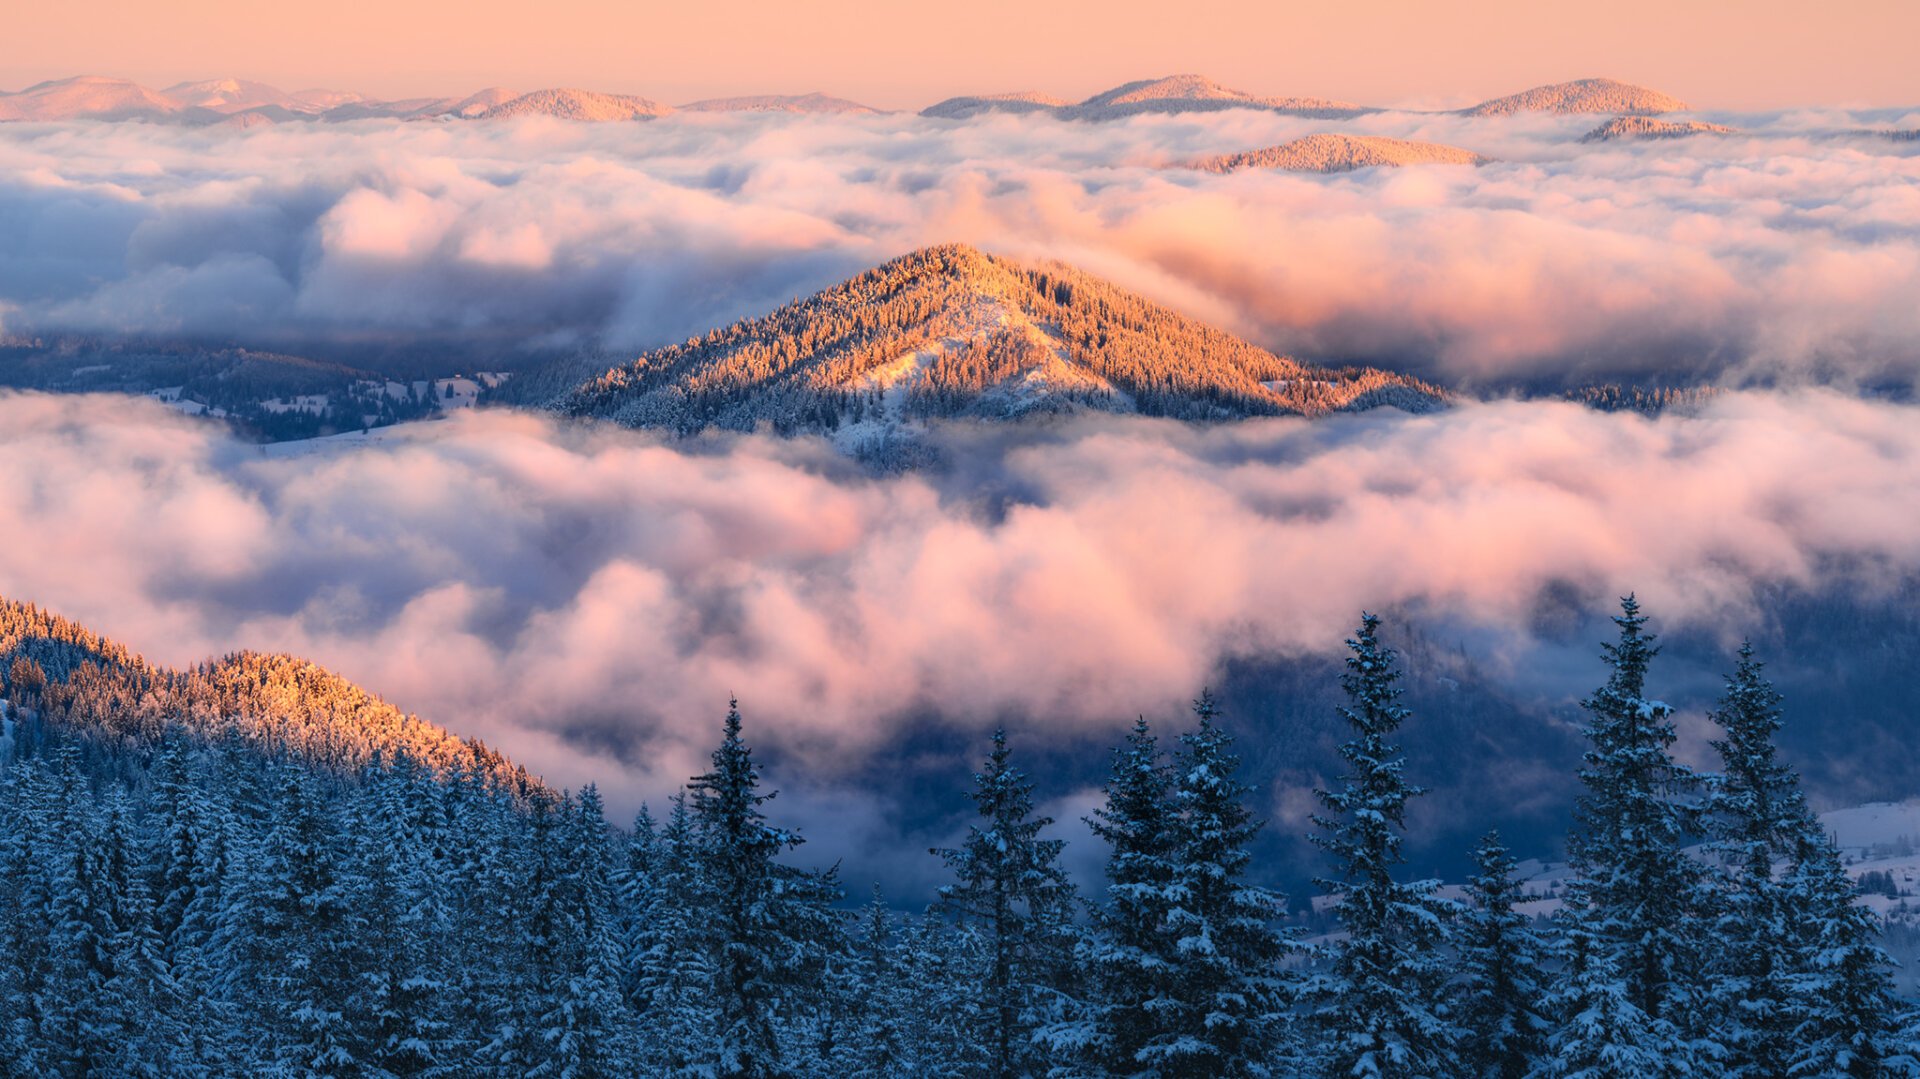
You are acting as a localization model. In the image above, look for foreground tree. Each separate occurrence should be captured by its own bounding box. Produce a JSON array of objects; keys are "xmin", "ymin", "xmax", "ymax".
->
[
  {"xmin": 1451, "ymin": 832, "xmax": 1549, "ymax": 1079},
  {"xmin": 1553, "ymin": 596, "xmax": 1712, "ymax": 1064},
  {"xmin": 689, "ymin": 699, "xmax": 828, "ymax": 1079},
  {"xmin": 933, "ymin": 729, "xmax": 1078, "ymax": 1079},
  {"xmin": 1155, "ymin": 692, "xmax": 1292, "ymax": 1076},
  {"xmin": 1702, "ymin": 643, "xmax": 1816, "ymax": 1077},
  {"xmin": 1311, "ymin": 614, "xmax": 1457, "ymax": 1078}
]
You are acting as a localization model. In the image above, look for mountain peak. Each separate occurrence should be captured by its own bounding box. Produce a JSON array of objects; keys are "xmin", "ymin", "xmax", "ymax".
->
[
  {"xmin": 501, "ymin": 245, "xmax": 1443, "ymax": 445},
  {"xmin": 1196, "ymin": 133, "xmax": 1487, "ymax": 174},
  {"xmin": 477, "ymin": 87, "xmax": 672, "ymax": 121},
  {"xmin": 1466, "ymin": 77, "xmax": 1688, "ymax": 117}
]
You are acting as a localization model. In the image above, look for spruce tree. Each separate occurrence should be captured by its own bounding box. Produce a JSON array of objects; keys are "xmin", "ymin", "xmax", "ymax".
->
[
  {"xmin": 689, "ymin": 698, "xmax": 820, "ymax": 1079},
  {"xmin": 932, "ymin": 728, "xmax": 1078, "ymax": 1079},
  {"xmin": 1081, "ymin": 716, "xmax": 1180, "ymax": 1073},
  {"xmin": 1702, "ymin": 643, "xmax": 1814, "ymax": 1078},
  {"xmin": 1311, "ymin": 614, "xmax": 1457, "ymax": 1078},
  {"xmin": 1155, "ymin": 692, "xmax": 1291, "ymax": 1077},
  {"xmin": 1783, "ymin": 834, "xmax": 1918, "ymax": 1078},
  {"xmin": 1452, "ymin": 831, "xmax": 1548, "ymax": 1079},
  {"xmin": 1555, "ymin": 595, "xmax": 1711, "ymax": 1061}
]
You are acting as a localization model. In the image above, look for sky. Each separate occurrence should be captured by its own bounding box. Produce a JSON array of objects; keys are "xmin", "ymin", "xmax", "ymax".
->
[{"xmin": 5, "ymin": 0, "xmax": 1919, "ymax": 110}]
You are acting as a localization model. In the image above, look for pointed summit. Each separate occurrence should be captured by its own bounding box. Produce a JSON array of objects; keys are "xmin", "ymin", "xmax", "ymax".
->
[{"xmin": 502, "ymin": 245, "xmax": 1443, "ymax": 441}]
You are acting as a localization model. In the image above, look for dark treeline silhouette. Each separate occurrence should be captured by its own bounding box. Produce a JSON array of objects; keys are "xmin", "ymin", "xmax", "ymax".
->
[{"xmin": 2, "ymin": 597, "xmax": 1917, "ymax": 1075}]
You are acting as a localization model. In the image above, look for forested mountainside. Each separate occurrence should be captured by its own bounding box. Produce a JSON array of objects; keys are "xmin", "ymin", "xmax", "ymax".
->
[
  {"xmin": 1194, "ymin": 133, "xmax": 1487, "ymax": 173},
  {"xmin": 0, "ymin": 598, "xmax": 530, "ymax": 791},
  {"xmin": 3, "ymin": 595, "xmax": 1915, "ymax": 1075},
  {"xmin": 1582, "ymin": 115, "xmax": 1739, "ymax": 142},
  {"xmin": 499, "ymin": 245, "xmax": 1447, "ymax": 438},
  {"xmin": 1465, "ymin": 77, "xmax": 1688, "ymax": 116}
]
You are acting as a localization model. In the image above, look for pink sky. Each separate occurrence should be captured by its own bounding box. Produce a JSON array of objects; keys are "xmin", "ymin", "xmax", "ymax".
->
[{"xmin": 7, "ymin": 0, "xmax": 1917, "ymax": 110}]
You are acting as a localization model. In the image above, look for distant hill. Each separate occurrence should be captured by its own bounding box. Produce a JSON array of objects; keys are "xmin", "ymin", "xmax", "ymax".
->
[
  {"xmin": 679, "ymin": 92, "xmax": 878, "ymax": 114},
  {"xmin": 1581, "ymin": 116, "xmax": 1736, "ymax": 142},
  {"xmin": 499, "ymin": 244, "xmax": 1444, "ymax": 441},
  {"xmin": 0, "ymin": 76, "xmax": 188, "ymax": 122},
  {"xmin": 0, "ymin": 597, "xmax": 532, "ymax": 789},
  {"xmin": 1467, "ymin": 77, "xmax": 1687, "ymax": 117},
  {"xmin": 476, "ymin": 88, "xmax": 672, "ymax": 121},
  {"xmin": 1196, "ymin": 133, "xmax": 1486, "ymax": 173},
  {"xmin": 921, "ymin": 91, "xmax": 1072, "ymax": 119},
  {"xmin": 1064, "ymin": 74, "xmax": 1364, "ymax": 120},
  {"xmin": 432, "ymin": 86, "xmax": 522, "ymax": 118},
  {"xmin": 923, "ymin": 76, "xmax": 1364, "ymax": 122},
  {"xmin": 163, "ymin": 77, "xmax": 317, "ymax": 114}
]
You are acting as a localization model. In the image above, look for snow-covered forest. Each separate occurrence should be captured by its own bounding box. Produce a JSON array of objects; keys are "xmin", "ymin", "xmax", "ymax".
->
[{"xmin": 3, "ymin": 597, "xmax": 1914, "ymax": 1076}]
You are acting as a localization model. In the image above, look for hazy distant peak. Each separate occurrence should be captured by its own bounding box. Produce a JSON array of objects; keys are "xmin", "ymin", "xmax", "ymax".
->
[
  {"xmin": 1467, "ymin": 77, "xmax": 1687, "ymax": 116},
  {"xmin": 436, "ymin": 86, "xmax": 522, "ymax": 118},
  {"xmin": 677, "ymin": 92, "xmax": 879, "ymax": 114},
  {"xmin": 1065, "ymin": 73, "xmax": 1365, "ymax": 120},
  {"xmin": 1580, "ymin": 115, "xmax": 1736, "ymax": 142},
  {"xmin": 163, "ymin": 77, "xmax": 314, "ymax": 114},
  {"xmin": 0, "ymin": 75, "xmax": 185, "ymax": 121},
  {"xmin": 477, "ymin": 87, "xmax": 672, "ymax": 121},
  {"xmin": 1195, "ymin": 133, "xmax": 1487, "ymax": 173},
  {"xmin": 920, "ymin": 91, "xmax": 1071, "ymax": 119}
]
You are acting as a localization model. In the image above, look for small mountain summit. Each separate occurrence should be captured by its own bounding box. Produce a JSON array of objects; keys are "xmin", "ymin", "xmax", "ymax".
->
[
  {"xmin": 0, "ymin": 76, "xmax": 185, "ymax": 122},
  {"xmin": 163, "ymin": 77, "xmax": 315, "ymax": 114},
  {"xmin": 1581, "ymin": 115, "xmax": 1736, "ymax": 142},
  {"xmin": 921, "ymin": 91, "xmax": 1073, "ymax": 119},
  {"xmin": 679, "ymin": 92, "xmax": 879, "ymax": 114},
  {"xmin": 477, "ymin": 88, "xmax": 672, "ymax": 121},
  {"xmin": 1065, "ymin": 74, "xmax": 1363, "ymax": 120},
  {"xmin": 1466, "ymin": 77, "xmax": 1687, "ymax": 116},
  {"xmin": 501, "ymin": 244, "xmax": 1443, "ymax": 443},
  {"xmin": 923, "ymin": 76, "xmax": 1363, "ymax": 121},
  {"xmin": 1196, "ymin": 133, "xmax": 1487, "ymax": 173}
]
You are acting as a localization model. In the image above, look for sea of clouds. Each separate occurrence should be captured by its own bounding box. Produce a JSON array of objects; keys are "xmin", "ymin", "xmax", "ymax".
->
[
  {"xmin": 2, "ymin": 105, "xmax": 1918, "ymax": 387},
  {"xmin": 4, "ymin": 390, "xmax": 1918, "ymax": 820},
  {"xmin": 6, "ymin": 106, "xmax": 1920, "ymax": 887}
]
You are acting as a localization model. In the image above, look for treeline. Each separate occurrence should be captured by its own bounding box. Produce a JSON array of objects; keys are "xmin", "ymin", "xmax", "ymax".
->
[
  {"xmin": 2, "ymin": 600, "xmax": 1917, "ymax": 1075},
  {"xmin": 510, "ymin": 245, "xmax": 1447, "ymax": 437}
]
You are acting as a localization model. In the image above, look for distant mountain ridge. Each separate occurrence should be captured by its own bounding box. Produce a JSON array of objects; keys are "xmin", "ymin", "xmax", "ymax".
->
[
  {"xmin": 496, "ymin": 244, "xmax": 1445, "ymax": 442},
  {"xmin": 1466, "ymin": 77, "xmax": 1688, "ymax": 116},
  {"xmin": 1581, "ymin": 116, "xmax": 1737, "ymax": 142},
  {"xmin": 1195, "ymin": 133, "xmax": 1487, "ymax": 173},
  {"xmin": 923, "ymin": 73, "xmax": 1365, "ymax": 121}
]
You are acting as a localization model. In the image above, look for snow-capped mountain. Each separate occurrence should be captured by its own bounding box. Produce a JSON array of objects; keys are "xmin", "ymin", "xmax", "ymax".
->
[
  {"xmin": 475, "ymin": 88, "xmax": 672, "ymax": 121},
  {"xmin": 499, "ymin": 244, "xmax": 1444, "ymax": 441},
  {"xmin": 1465, "ymin": 77, "xmax": 1687, "ymax": 116},
  {"xmin": 0, "ymin": 75, "xmax": 189, "ymax": 121},
  {"xmin": 922, "ymin": 75, "xmax": 1365, "ymax": 122},
  {"xmin": 1581, "ymin": 115, "xmax": 1737, "ymax": 142},
  {"xmin": 1195, "ymin": 133, "xmax": 1487, "ymax": 173},
  {"xmin": 678, "ymin": 92, "xmax": 879, "ymax": 114},
  {"xmin": 162, "ymin": 77, "xmax": 318, "ymax": 114}
]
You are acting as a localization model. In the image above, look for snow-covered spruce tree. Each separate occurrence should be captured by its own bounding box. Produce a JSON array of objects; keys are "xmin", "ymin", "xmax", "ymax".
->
[
  {"xmin": 1701, "ymin": 642, "xmax": 1816, "ymax": 1078},
  {"xmin": 933, "ymin": 728, "xmax": 1080, "ymax": 1079},
  {"xmin": 530, "ymin": 783, "xmax": 629, "ymax": 1078},
  {"xmin": 1782, "ymin": 833, "xmax": 1919, "ymax": 1078},
  {"xmin": 848, "ymin": 885, "xmax": 911, "ymax": 1077},
  {"xmin": 1531, "ymin": 921, "xmax": 1695, "ymax": 1079},
  {"xmin": 1156, "ymin": 693, "xmax": 1294, "ymax": 1076},
  {"xmin": 1451, "ymin": 831, "xmax": 1549, "ymax": 1079},
  {"xmin": 1075, "ymin": 716, "xmax": 1180, "ymax": 1073},
  {"xmin": 1553, "ymin": 595, "xmax": 1713, "ymax": 1064},
  {"xmin": 1310, "ymin": 614, "xmax": 1458, "ymax": 1078},
  {"xmin": 630, "ymin": 791, "xmax": 716, "ymax": 1071},
  {"xmin": 689, "ymin": 698, "xmax": 838, "ymax": 1079}
]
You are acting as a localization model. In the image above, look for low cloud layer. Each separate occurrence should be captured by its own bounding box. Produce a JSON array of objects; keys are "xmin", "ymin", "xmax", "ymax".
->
[
  {"xmin": 4, "ymin": 390, "xmax": 1919, "ymax": 812},
  {"xmin": 2, "ymin": 108, "xmax": 1919, "ymax": 386}
]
